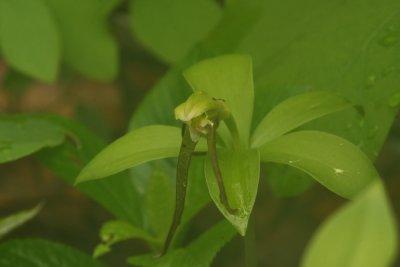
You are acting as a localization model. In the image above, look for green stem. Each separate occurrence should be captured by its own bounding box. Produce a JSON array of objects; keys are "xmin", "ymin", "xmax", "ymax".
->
[{"xmin": 244, "ymin": 215, "xmax": 258, "ymax": 267}]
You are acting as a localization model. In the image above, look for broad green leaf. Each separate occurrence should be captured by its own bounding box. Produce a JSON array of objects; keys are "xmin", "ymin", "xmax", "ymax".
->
[
  {"xmin": 77, "ymin": 125, "xmax": 207, "ymax": 183},
  {"xmin": 0, "ymin": 0, "xmax": 60, "ymax": 82},
  {"xmin": 44, "ymin": 0, "xmax": 119, "ymax": 81},
  {"xmin": 0, "ymin": 239, "xmax": 106, "ymax": 267},
  {"xmin": 131, "ymin": 0, "xmax": 221, "ymax": 64},
  {"xmin": 204, "ymin": 148, "xmax": 259, "ymax": 235},
  {"xmin": 0, "ymin": 116, "xmax": 65, "ymax": 164},
  {"xmin": 259, "ymin": 131, "xmax": 378, "ymax": 198},
  {"xmin": 128, "ymin": 220, "xmax": 236, "ymax": 267},
  {"xmin": 301, "ymin": 181, "xmax": 398, "ymax": 267},
  {"xmin": 251, "ymin": 91, "xmax": 352, "ymax": 147},
  {"xmin": 242, "ymin": 0, "xmax": 400, "ymax": 159},
  {"xmin": 0, "ymin": 203, "xmax": 43, "ymax": 239},
  {"xmin": 94, "ymin": 220, "xmax": 158, "ymax": 258},
  {"xmin": 184, "ymin": 55, "xmax": 254, "ymax": 146},
  {"xmin": 145, "ymin": 166, "xmax": 174, "ymax": 238},
  {"xmin": 265, "ymin": 162, "xmax": 314, "ymax": 197}
]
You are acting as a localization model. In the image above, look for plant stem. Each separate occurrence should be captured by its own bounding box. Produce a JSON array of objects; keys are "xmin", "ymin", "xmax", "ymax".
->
[{"xmin": 244, "ymin": 215, "xmax": 258, "ymax": 267}]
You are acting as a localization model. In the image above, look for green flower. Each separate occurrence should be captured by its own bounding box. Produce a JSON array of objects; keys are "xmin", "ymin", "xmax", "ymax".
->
[{"xmin": 174, "ymin": 91, "xmax": 229, "ymax": 142}]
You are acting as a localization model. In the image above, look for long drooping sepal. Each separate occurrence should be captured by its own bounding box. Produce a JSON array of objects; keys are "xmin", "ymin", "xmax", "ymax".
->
[
  {"xmin": 207, "ymin": 124, "xmax": 237, "ymax": 214},
  {"xmin": 160, "ymin": 125, "xmax": 197, "ymax": 256}
]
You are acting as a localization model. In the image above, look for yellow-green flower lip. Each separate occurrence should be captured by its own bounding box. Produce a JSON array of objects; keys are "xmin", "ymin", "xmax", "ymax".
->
[
  {"xmin": 174, "ymin": 91, "xmax": 230, "ymax": 141},
  {"xmin": 175, "ymin": 91, "xmax": 218, "ymax": 121}
]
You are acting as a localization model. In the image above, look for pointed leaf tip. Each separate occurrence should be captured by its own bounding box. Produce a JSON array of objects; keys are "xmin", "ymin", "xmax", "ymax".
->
[{"xmin": 205, "ymin": 148, "xmax": 260, "ymax": 235}]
